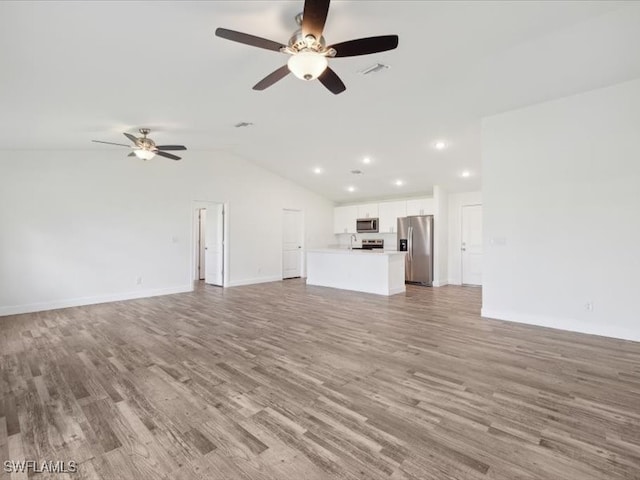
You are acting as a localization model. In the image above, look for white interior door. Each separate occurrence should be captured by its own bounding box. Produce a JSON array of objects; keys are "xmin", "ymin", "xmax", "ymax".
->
[
  {"xmin": 462, "ymin": 205, "xmax": 483, "ymax": 285},
  {"xmin": 204, "ymin": 204, "xmax": 224, "ymax": 286},
  {"xmin": 198, "ymin": 209, "xmax": 206, "ymax": 280},
  {"xmin": 283, "ymin": 209, "xmax": 303, "ymax": 279}
]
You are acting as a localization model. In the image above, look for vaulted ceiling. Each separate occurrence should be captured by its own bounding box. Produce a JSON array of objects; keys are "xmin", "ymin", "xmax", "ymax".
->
[{"xmin": 2, "ymin": 1, "xmax": 639, "ymax": 202}]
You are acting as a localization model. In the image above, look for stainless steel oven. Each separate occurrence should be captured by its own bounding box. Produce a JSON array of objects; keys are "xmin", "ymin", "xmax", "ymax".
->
[
  {"xmin": 361, "ymin": 239, "xmax": 384, "ymax": 250},
  {"xmin": 356, "ymin": 218, "xmax": 379, "ymax": 233}
]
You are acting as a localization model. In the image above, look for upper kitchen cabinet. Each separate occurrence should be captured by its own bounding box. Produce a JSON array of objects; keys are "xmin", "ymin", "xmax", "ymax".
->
[
  {"xmin": 406, "ymin": 198, "xmax": 435, "ymax": 216},
  {"xmin": 333, "ymin": 205, "xmax": 358, "ymax": 234},
  {"xmin": 379, "ymin": 201, "xmax": 407, "ymax": 233},
  {"xmin": 357, "ymin": 203, "xmax": 379, "ymax": 219}
]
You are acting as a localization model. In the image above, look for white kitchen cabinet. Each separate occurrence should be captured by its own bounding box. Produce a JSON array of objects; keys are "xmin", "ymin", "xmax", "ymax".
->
[
  {"xmin": 333, "ymin": 205, "xmax": 358, "ymax": 234},
  {"xmin": 356, "ymin": 203, "xmax": 379, "ymax": 219},
  {"xmin": 378, "ymin": 201, "xmax": 407, "ymax": 233},
  {"xmin": 307, "ymin": 249, "xmax": 406, "ymax": 295},
  {"xmin": 406, "ymin": 198, "xmax": 435, "ymax": 216}
]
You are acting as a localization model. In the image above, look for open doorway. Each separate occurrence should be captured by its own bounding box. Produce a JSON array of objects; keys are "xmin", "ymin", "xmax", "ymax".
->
[
  {"xmin": 282, "ymin": 209, "xmax": 303, "ymax": 279},
  {"xmin": 194, "ymin": 202, "xmax": 225, "ymax": 287}
]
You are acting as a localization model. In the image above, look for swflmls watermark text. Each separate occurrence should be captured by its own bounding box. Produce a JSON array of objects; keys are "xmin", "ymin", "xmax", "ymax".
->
[{"xmin": 3, "ymin": 460, "xmax": 78, "ymax": 474}]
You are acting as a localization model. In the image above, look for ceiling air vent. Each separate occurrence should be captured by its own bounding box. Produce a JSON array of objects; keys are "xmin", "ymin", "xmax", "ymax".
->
[
  {"xmin": 235, "ymin": 122, "xmax": 253, "ymax": 128},
  {"xmin": 359, "ymin": 63, "xmax": 390, "ymax": 75},
  {"xmin": 350, "ymin": 169, "xmax": 363, "ymax": 175}
]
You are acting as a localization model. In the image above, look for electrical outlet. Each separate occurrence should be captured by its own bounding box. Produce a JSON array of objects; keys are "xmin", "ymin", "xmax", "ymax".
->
[
  {"xmin": 136, "ymin": 276, "xmax": 143, "ymax": 285},
  {"xmin": 585, "ymin": 302, "xmax": 594, "ymax": 312}
]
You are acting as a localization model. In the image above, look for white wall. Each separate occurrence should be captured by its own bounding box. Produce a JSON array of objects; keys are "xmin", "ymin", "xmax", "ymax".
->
[
  {"xmin": 0, "ymin": 150, "xmax": 334, "ymax": 315},
  {"xmin": 433, "ymin": 186, "xmax": 449, "ymax": 287},
  {"xmin": 482, "ymin": 78, "xmax": 640, "ymax": 342},
  {"xmin": 448, "ymin": 191, "xmax": 482, "ymax": 285}
]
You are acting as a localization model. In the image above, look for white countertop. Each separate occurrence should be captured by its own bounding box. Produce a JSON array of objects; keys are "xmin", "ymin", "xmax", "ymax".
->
[{"xmin": 308, "ymin": 248, "xmax": 405, "ymax": 256}]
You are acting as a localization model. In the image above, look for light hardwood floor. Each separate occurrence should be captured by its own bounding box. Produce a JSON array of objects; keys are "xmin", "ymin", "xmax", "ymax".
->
[{"xmin": 1, "ymin": 281, "xmax": 640, "ymax": 479}]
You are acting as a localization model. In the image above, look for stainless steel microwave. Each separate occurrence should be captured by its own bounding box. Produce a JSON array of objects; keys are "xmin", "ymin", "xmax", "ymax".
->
[{"xmin": 356, "ymin": 218, "xmax": 379, "ymax": 233}]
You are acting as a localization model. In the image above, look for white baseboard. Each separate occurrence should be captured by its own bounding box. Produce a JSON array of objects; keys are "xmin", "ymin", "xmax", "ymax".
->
[
  {"xmin": 432, "ymin": 280, "xmax": 449, "ymax": 287},
  {"xmin": 388, "ymin": 286, "xmax": 406, "ymax": 295},
  {"xmin": 0, "ymin": 285, "xmax": 194, "ymax": 317},
  {"xmin": 481, "ymin": 308, "xmax": 640, "ymax": 343},
  {"xmin": 226, "ymin": 276, "xmax": 283, "ymax": 288},
  {"xmin": 448, "ymin": 278, "xmax": 462, "ymax": 286}
]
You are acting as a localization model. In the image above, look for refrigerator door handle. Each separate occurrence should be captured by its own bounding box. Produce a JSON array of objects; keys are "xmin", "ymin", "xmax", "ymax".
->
[{"xmin": 408, "ymin": 226, "xmax": 413, "ymax": 260}]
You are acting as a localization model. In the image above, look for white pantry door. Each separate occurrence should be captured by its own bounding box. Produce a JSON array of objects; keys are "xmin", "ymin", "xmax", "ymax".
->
[
  {"xmin": 204, "ymin": 204, "xmax": 224, "ymax": 286},
  {"xmin": 283, "ymin": 209, "xmax": 303, "ymax": 279},
  {"xmin": 461, "ymin": 205, "xmax": 483, "ymax": 286},
  {"xmin": 198, "ymin": 209, "xmax": 207, "ymax": 280}
]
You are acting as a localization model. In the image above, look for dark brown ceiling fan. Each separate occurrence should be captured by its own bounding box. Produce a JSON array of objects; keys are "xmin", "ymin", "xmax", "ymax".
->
[
  {"xmin": 92, "ymin": 128, "xmax": 187, "ymax": 161},
  {"xmin": 215, "ymin": 0, "xmax": 399, "ymax": 95}
]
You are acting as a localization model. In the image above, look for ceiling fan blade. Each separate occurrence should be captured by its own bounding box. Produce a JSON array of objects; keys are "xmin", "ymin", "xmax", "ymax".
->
[
  {"xmin": 123, "ymin": 132, "xmax": 139, "ymax": 144},
  {"xmin": 215, "ymin": 28, "xmax": 285, "ymax": 52},
  {"xmin": 302, "ymin": 0, "xmax": 331, "ymax": 39},
  {"xmin": 155, "ymin": 145, "xmax": 187, "ymax": 151},
  {"xmin": 92, "ymin": 140, "xmax": 132, "ymax": 147},
  {"xmin": 253, "ymin": 65, "xmax": 291, "ymax": 91},
  {"xmin": 318, "ymin": 67, "xmax": 346, "ymax": 95},
  {"xmin": 155, "ymin": 151, "xmax": 181, "ymax": 161},
  {"xmin": 329, "ymin": 35, "xmax": 399, "ymax": 57}
]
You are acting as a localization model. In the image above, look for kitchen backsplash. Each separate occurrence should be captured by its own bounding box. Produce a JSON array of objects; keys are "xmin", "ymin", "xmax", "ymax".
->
[{"xmin": 333, "ymin": 232, "xmax": 398, "ymax": 250}]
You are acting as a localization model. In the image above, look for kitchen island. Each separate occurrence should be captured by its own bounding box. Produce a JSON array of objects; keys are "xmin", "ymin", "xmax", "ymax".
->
[{"xmin": 306, "ymin": 249, "xmax": 406, "ymax": 296}]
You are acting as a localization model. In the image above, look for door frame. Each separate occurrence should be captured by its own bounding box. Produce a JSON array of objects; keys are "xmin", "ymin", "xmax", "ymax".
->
[
  {"xmin": 282, "ymin": 208, "xmax": 305, "ymax": 279},
  {"xmin": 460, "ymin": 203, "xmax": 482, "ymax": 286},
  {"xmin": 191, "ymin": 200, "xmax": 229, "ymax": 288}
]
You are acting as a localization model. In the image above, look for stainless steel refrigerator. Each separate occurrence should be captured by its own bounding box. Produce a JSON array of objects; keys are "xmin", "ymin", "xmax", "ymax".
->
[{"xmin": 397, "ymin": 215, "xmax": 434, "ymax": 286}]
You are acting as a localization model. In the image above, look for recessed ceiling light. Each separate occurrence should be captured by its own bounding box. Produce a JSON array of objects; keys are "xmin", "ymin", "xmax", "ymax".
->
[
  {"xmin": 347, "ymin": 186, "xmax": 356, "ymax": 192},
  {"xmin": 433, "ymin": 141, "xmax": 447, "ymax": 150},
  {"xmin": 394, "ymin": 179, "xmax": 404, "ymax": 186},
  {"xmin": 461, "ymin": 170, "xmax": 471, "ymax": 178},
  {"xmin": 362, "ymin": 157, "xmax": 371, "ymax": 164},
  {"xmin": 313, "ymin": 167, "xmax": 323, "ymax": 174}
]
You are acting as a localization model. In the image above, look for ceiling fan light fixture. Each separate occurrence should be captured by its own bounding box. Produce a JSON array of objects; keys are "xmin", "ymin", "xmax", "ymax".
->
[
  {"xmin": 287, "ymin": 51, "xmax": 328, "ymax": 81},
  {"xmin": 134, "ymin": 149, "xmax": 156, "ymax": 161}
]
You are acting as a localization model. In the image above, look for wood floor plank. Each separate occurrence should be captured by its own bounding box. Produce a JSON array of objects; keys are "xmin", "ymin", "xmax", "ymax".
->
[
  {"xmin": 80, "ymin": 400, "xmax": 122, "ymax": 453},
  {"xmin": 6, "ymin": 434, "xmax": 27, "ymax": 480},
  {"xmin": 3, "ymin": 395, "xmax": 20, "ymax": 437},
  {"xmin": 1, "ymin": 280, "xmax": 640, "ymax": 479}
]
